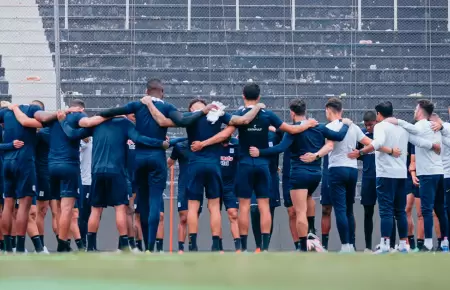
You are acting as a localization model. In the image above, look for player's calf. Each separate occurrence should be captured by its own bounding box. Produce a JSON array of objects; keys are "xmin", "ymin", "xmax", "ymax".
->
[
  {"xmin": 208, "ymin": 198, "xmax": 222, "ymax": 252},
  {"xmin": 57, "ymin": 197, "xmax": 76, "ymax": 252},
  {"xmin": 87, "ymin": 207, "xmax": 102, "ymax": 252},
  {"xmin": 321, "ymin": 205, "xmax": 332, "ymax": 250},
  {"xmin": 27, "ymin": 203, "xmax": 44, "ymax": 253},
  {"xmin": 115, "ymin": 204, "xmax": 129, "ymax": 251},
  {"xmin": 227, "ymin": 208, "xmax": 241, "ymax": 251},
  {"xmin": 70, "ymin": 208, "xmax": 85, "ymax": 251},
  {"xmin": 257, "ymin": 198, "xmax": 272, "ymax": 252},
  {"xmin": 177, "ymin": 211, "xmax": 188, "ymax": 252},
  {"xmin": 187, "ymin": 200, "xmax": 201, "ymax": 251},
  {"xmin": 37, "ymin": 200, "xmax": 49, "ymax": 248},
  {"xmin": 15, "ymin": 196, "xmax": 33, "ymax": 253},
  {"xmin": 238, "ymin": 198, "xmax": 251, "ymax": 251},
  {"xmin": 155, "ymin": 212, "xmax": 164, "ymax": 252}
]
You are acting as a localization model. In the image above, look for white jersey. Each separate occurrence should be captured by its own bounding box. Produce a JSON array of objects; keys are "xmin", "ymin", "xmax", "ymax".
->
[
  {"xmin": 80, "ymin": 138, "xmax": 92, "ymax": 186},
  {"xmin": 441, "ymin": 123, "xmax": 450, "ymax": 178},
  {"xmin": 326, "ymin": 120, "xmax": 366, "ymax": 169},
  {"xmin": 398, "ymin": 119, "xmax": 443, "ymax": 176},
  {"xmin": 371, "ymin": 121, "xmax": 432, "ymax": 179}
]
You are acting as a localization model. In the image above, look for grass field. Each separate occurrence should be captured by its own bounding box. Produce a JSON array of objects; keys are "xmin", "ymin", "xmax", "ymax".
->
[{"xmin": 0, "ymin": 253, "xmax": 447, "ymax": 289}]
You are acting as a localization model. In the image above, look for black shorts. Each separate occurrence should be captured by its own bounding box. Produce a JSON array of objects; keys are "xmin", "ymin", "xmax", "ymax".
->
[
  {"xmin": 36, "ymin": 172, "xmax": 52, "ymax": 201},
  {"xmin": 187, "ymin": 162, "xmax": 223, "ymax": 201},
  {"xmin": 3, "ymin": 159, "xmax": 36, "ymax": 199},
  {"xmin": 49, "ymin": 164, "xmax": 80, "ymax": 199},
  {"xmin": 289, "ymin": 167, "xmax": 321, "ymax": 195},
  {"xmin": 236, "ymin": 163, "xmax": 270, "ymax": 199},
  {"xmin": 91, "ymin": 173, "xmax": 129, "ymax": 208}
]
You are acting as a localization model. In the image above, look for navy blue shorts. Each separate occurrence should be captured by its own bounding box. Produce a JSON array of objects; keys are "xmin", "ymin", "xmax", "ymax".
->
[
  {"xmin": 177, "ymin": 182, "xmax": 188, "ymax": 212},
  {"xmin": 445, "ymin": 178, "xmax": 450, "ymax": 211},
  {"xmin": 91, "ymin": 173, "xmax": 129, "ymax": 208},
  {"xmin": 361, "ymin": 177, "xmax": 377, "ymax": 206},
  {"xmin": 49, "ymin": 164, "xmax": 80, "ymax": 199},
  {"xmin": 135, "ymin": 155, "xmax": 168, "ymax": 190},
  {"xmin": 236, "ymin": 163, "xmax": 271, "ymax": 199},
  {"xmin": 320, "ymin": 173, "xmax": 332, "ymax": 206},
  {"xmin": 36, "ymin": 172, "xmax": 52, "ymax": 201},
  {"xmin": 3, "ymin": 159, "xmax": 36, "ymax": 199},
  {"xmin": 270, "ymin": 172, "xmax": 281, "ymax": 208},
  {"xmin": 187, "ymin": 162, "xmax": 223, "ymax": 201},
  {"xmin": 290, "ymin": 167, "xmax": 321, "ymax": 195},
  {"xmin": 282, "ymin": 178, "xmax": 292, "ymax": 208},
  {"xmin": 405, "ymin": 176, "xmax": 420, "ymax": 198},
  {"xmin": 222, "ymin": 188, "xmax": 238, "ymax": 210}
]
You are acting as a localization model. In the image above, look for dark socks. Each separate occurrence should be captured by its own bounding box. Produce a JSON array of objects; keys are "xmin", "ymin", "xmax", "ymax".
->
[
  {"xmin": 178, "ymin": 241, "xmax": 184, "ymax": 252},
  {"xmin": 219, "ymin": 238, "xmax": 224, "ymax": 251},
  {"xmin": 294, "ymin": 240, "xmax": 300, "ymax": 250},
  {"xmin": 417, "ymin": 239, "xmax": 424, "ymax": 250},
  {"xmin": 128, "ymin": 237, "xmax": 136, "ymax": 249},
  {"xmin": 136, "ymin": 240, "xmax": 143, "ymax": 251},
  {"xmin": 322, "ymin": 234, "xmax": 329, "ymax": 250},
  {"xmin": 240, "ymin": 235, "xmax": 248, "ymax": 251},
  {"xmin": 363, "ymin": 205, "xmax": 374, "ymax": 250},
  {"xmin": 299, "ymin": 236, "xmax": 307, "ymax": 252},
  {"xmin": 31, "ymin": 235, "xmax": 44, "ymax": 253},
  {"xmin": 408, "ymin": 235, "xmax": 416, "ymax": 249},
  {"xmin": 4, "ymin": 235, "xmax": 12, "ymax": 252},
  {"xmin": 234, "ymin": 238, "xmax": 241, "ymax": 251},
  {"xmin": 0, "ymin": 240, "xmax": 4, "ymax": 251},
  {"xmin": 87, "ymin": 232, "xmax": 97, "ymax": 252},
  {"xmin": 119, "ymin": 235, "xmax": 129, "ymax": 251},
  {"xmin": 307, "ymin": 216, "xmax": 316, "ymax": 235},
  {"xmin": 261, "ymin": 233, "xmax": 270, "ymax": 251},
  {"xmin": 250, "ymin": 208, "xmax": 262, "ymax": 249},
  {"xmin": 57, "ymin": 239, "xmax": 70, "ymax": 252},
  {"xmin": 11, "ymin": 236, "xmax": 16, "ymax": 249},
  {"xmin": 189, "ymin": 233, "xmax": 198, "ymax": 251},
  {"xmin": 75, "ymin": 239, "xmax": 85, "ymax": 251},
  {"xmin": 211, "ymin": 236, "xmax": 220, "ymax": 252},
  {"xmin": 438, "ymin": 238, "xmax": 443, "ymax": 249},
  {"xmin": 16, "ymin": 236, "xmax": 25, "ymax": 253},
  {"xmin": 156, "ymin": 239, "xmax": 163, "ymax": 252},
  {"xmin": 39, "ymin": 235, "xmax": 44, "ymax": 246}
]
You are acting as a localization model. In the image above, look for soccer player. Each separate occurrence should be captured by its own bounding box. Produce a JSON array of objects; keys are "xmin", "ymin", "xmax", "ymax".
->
[
  {"xmin": 167, "ymin": 139, "xmax": 190, "ymax": 252},
  {"xmin": 191, "ymin": 84, "xmax": 320, "ymax": 252},
  {"xmin": 282, "ymin": 149, "xmax": 299, "ymax": 249},
  {"xmin": 249, "ymin": 99, "xmax": 351, "ymax": 251},
  {"xmin": 405, "ymin": 143, "xmax": 421, "ymax": 251},
  {"xmin": 98, "ymin": 79, "xmax": 214, "ymax": 252},
  {"xmin": 79, "ymin": 137, "xmax": 92, "ymax": 248},
  {"xmin": 1, "ymin": 103, "xmax": 57, "ymax": 253},
  {"xmin": 250, "ymin": 126, "xmax": 282, "ymax": 252},
  {"xmin": 146, "ymin": 97, "xmax": 263, "ymax": 251},
  {"xmin": 385, "ymin": 100, "xmax": 448, "ymax": 251},
  {"xmin": 351, "ymin": 101, "xmax": 439, "ymax": 253},
  {"xmin": 219, "ymin": 136, "xmax": 241, "ymax": 251},
  {"xmin": 320, "ymin": 155, "xmax": 332, "ymax": 250},
  {"xmin": 60, "ymin": 111, "xmax": 169, "ymax": 251}
]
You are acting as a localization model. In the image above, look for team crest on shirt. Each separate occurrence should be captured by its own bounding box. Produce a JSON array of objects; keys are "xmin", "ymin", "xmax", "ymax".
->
[
  {"xmin": 248, "ymin": 124, "xmax": 262, "ymax": 132},
  {"xmin": 127, "ymin": 140, "xmax": 135, "ymax": 150},
  {"xmin": 230, "ymin": 148, "xmax": 234, "ymax": 154},
  {"xmin": 269, "ymin": 142, "xmax": 273, "ymax": 147}
]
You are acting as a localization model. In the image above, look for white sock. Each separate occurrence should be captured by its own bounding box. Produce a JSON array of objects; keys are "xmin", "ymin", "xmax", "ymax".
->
[
  {"xmin": 385, "ymin": 238, "xmax": 390, "ymax": 249},
  {"xmin": 425, "ymin": 238, "xmax": 433, "ymax": 250},
  {"xmin": 399, "ymin": 240, "xmax": 407, "ymax": 250}
]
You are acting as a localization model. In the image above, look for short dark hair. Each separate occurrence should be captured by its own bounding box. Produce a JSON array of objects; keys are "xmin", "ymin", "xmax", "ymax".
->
[
  {"xmin": 32, "ymin": 100, "xmax": 45, "ymax": 110},
  {"xmin": 243, "ymin": 83, "xmax": 260, "ymax": 101},
  {"xmin": 70, "ymin": 99, "xmax": 85, "ymax": 109},
  {"xmin": 188, "ymin": 98, "xmax": 207, "ymax": 111},
  {"xmin": 418, "ymin": 99, "xmax": 434, "ymax": 116},
  {"xmin": 374, "ymin": 101, "xmax": 393, "ymax": 118},
  {"xmin": 363, "ymin": 110, "xmax": 377, "ymax": 122},
  {"xmin": 147, "ymin": 78, "xmax": 163, "ymax": 92},
  {"xmin": 325, "ymin": 97, "xmax": 342, "ymax": 113},
  {"xmin": 289, "ymin": 99, "xmax": 306, "ymax": 116}
]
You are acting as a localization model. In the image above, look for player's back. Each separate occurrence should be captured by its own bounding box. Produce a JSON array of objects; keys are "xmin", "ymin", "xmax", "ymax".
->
[
  {"xmin": 267, "ymin": 130, "xmax": 282, "ymax": 173},
  {"xmin": 373, "ymin": 121, "xmax": 408, "ymax": 178},
  {"xmin": 359, "ymin": 129, "xmax": 376, "ymax": 178},
  {"xmin": 235, "ymin": 108, "xmax": 282, "ymax": 165},
  {"xmin": 92, "ymin": 118, "xmax": 129, "ymax": 175},
  {"xmin": 289, "ymin": 123, "xmax": 329, "ymax": 168},
  {"xmin": 48, "ymin": 112, "xmax": 87, "ymax": 165},
  {"xmin": 186, "ymin": 114, "xmax": 228, "ymax": 163},
  {"xmin": 414, "ymin": 119, "xmax": 443, "ymax": 176},
  {"xmin": 2, "ymin": 104, "xmax": 41, "ymax": 161},
  {"xmin": 326, "ymin": 121, "xmax": 363, "ymax": 169},
  {"xmin": 219, "ymin": 137, "xmax": 239, "ymax": 188},
  {"xmin": 35, "ymin": 127, "xmax": 50, "ymax": 174}
]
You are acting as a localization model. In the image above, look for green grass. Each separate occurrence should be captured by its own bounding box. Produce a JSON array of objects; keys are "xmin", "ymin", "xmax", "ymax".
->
[{"xmin": 0, "ymin": 253, "xmax": 448, "ymax": 289}]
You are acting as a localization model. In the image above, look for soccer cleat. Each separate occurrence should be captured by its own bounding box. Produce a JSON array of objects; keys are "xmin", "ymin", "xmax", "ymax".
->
[
  {"xmin": 339, "ymin": 244, "xmax": 353, "ymax": 254},
  {"xmin": 364, "ymin": 248, "xmax": 372, "ymax": 253},
  {"xmin": 145, "ymin": 250, "xmax": 151, "ymax": 254},
  {"xmin": 131, "ymin": 248, "xmax": 141, "ymax": 254},
  {"xmin": 178, "ymin": 250, "xmax": 184, "ymax": 255},
  {"xmin": 410, "ymin": 247, "xmax": 420, "ymax": 253},
  {"xmin": 373, "ymin": 244, "xmax": 389, "ymax": 255},
  {"xmin": 306, "ymin": 233, "xmax": 326, "ymax": 252},
  {"xmin": 235, "ymin": 250, "xmax": 241, "ymax": 254},
  {"xmin": 42, "ymin": 246, "xmax": 50, "ymax": 254},
  {"xmin": 254, "ymin": 248, "xmax": 261, "ymax": 253}
]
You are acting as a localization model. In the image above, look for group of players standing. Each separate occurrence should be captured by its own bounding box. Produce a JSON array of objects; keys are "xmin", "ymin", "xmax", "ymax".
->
[{"xmin": 0, "ymin": 79, "xmax": 449, "ymax": 254}]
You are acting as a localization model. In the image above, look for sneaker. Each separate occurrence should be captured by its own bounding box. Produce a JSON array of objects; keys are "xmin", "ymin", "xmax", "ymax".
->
[
  {"xmin": 178, "ymin": 250, "xmax": 184, "ymax": 254},
  {"xmin": 411, "ymin": 247, "xmax": 420, "ymax": 253},
  {"xmin": 42, "ymin": 246, "xmax": 50, "ymax": 254},
  {"xmin": 254, "ymin": 248, "xmax": 261, "ymax": 253},
  {"xmin": 373, "ymin": 244, "xmax": 390, "ymax": 255},
  {"xmin": 339, "ymin": 244, "xmax": 353, "ymax": 254},
  {"xmin": 364, "ymin": 248, "xmax": 372, "ymax": 253},
  {"xmin": 131, "ymin": 248, "xmax": 141, "ymax": 254},
  {"xmin": 307, "ymin": 233, "xmax": 327, "ymax": 253},
  {"xmin": 420, "ymin": 246, "xmax": 433, "ymax": 252}
]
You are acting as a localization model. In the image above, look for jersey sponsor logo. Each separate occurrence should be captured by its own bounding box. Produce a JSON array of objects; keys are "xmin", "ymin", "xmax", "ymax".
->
[
  {"xmin": 32, "ymin": 185, "xmax": 36, "ymax": 192},
  {"xmin": 127, "ymin": 140, "xmax": 136, "ymax": 150},
  {"xmin": 39, "ymin": 191, "xmax": 44, "ymax": 197},
  {"xmin": 221, "ymin": 155, "xmax": 234, "ymax": 167},
  {"xmin": 269, "ymin": 142, "xmax": 273, "ymax": 147},
  {"xmin": 247, "ymin": 124, "xmax": 263, "ymax": 132},
  {"xmin": 230, "ymin": 148, "xmax": 234, "ymax": 154}
]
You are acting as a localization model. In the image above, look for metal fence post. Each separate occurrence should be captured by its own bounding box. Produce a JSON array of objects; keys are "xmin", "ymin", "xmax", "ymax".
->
[
  {"xmin": 291, "ymin": 0, "xmax": 295, "ymax": 31},
  {"xmin": 394, "ymin": 0, "xmax": 398, "ymax": 31},
  {"xmin": 236, "ymin": 0, "xmax": 240, "ymax": 30},
  {"xmin": 358, "ymin": 0, "xmax": 362, "ymax": 31},
  {"xmin": 64, "ymin": 0, "xmax": 68, "ymax": 29},
  {"xmin": 187, "ymin": 0, "xmax": 191, "ymax": 30},
  {"xmin": 54, "ymin": 0, "xmax": 62, "ymax": 109},
  {"xmin": 125, "ymin": 0, "xmax": 130, "ymax": 29}
]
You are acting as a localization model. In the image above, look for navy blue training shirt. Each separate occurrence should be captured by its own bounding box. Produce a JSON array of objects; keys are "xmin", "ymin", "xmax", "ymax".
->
[
  {"xmin": 233, "ymin": 108, "xmax": 283, "ymax": 166},
  {"xmin": 170, "ymin": 140, "xmax": 191, "ymax": 189},
  {"xmin": 219, "ymin": 137, "xmax": 239, "ymax": 190},
  {"xmin": 0, "ymin": 104, "xmax": 42, "ymax": 161},
  {"xmin": 322, "ymin": 155, "xmax": 329, "ymax": 176},
  {"xmin": 258, "ymin": 122, "xmax": 349, "ymax": 169},
  {"xmin": 357, "ymin": 129, "xmax": 376, "ymax": 179},
  {"xmin": 407, "ymin": 142, "xmax": 415, "ymax": 178},
  {"xmin": 268, "ymin": 130, "xmax": 283, "ymax": 173},
  {"xmin": 35, "ymin": 127, "xmax": 50, "ymax": 174},
  {"xmin": 282, "ymin": 149, "xmax": 291, "ymax": 181},
  {"xmin": 127, "ymin": 139, "xmax": 136, "ymax": 181},
  {"xmin": 48, "ymin": 112, "xmax": 88, "ymax": 166},
  {"xmin": 186, "ymin": 113, "xmax": 232, "ymax": 163}
]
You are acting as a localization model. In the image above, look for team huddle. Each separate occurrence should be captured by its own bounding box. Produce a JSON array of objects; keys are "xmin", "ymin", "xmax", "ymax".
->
[{"xmin": 0, "ymin": 79, "xmax": 449, "ymax": 254}]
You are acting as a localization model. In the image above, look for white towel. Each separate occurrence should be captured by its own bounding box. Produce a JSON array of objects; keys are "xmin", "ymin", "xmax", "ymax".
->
[{"xmin": 207, "ymin": 101, "xmax": 227, "ymax": 124}]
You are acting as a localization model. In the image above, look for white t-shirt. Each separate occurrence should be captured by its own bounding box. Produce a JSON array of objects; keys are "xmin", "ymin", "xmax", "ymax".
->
[
  {"xmin": 326, "ymin": 120, "xmax": 366, "ymax": 169},
  {"xmin": 371, "ymin": 121, "xmax": 432, "ymax": 179},
  {"xmin": 398, "ymin": 119, "xmax": 443, "ymax": 176},
  {"xmin": 441, "ymin": 123, "xmax": 450, "ymax": 178},
  {"xmin": 80, "ymin": 138, "xmax": 92, "ymax": 185}
]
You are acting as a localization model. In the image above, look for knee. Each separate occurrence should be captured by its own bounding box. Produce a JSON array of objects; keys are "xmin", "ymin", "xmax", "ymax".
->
[
  {"xmin": 38, "ymin": 206, "xmax": 48, "ymax": 217},
  {"xmin": 417, "ymin": 211, "xmax": 423, "ymax": 219},
  {"xmin": 29, "ymin": 210, "xmax": 37, "ymax": 221},
  {"xmin": 228, "ymin": 210, "xmax": 238, "ymax": 222},
  {"xmin": 287, "ymin": 209, "xmax": 296, "ymax": 220},
  {"xmin": 322, "ymin": 206, "xmax": 332, "ymax": 217},
  {"xmin": 179, "ymin": 213, "xmax": 187, "ymax": 225},
  {"xmin": 127, "ymin": 205, "xmax": 135, "ymax": 216}
]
